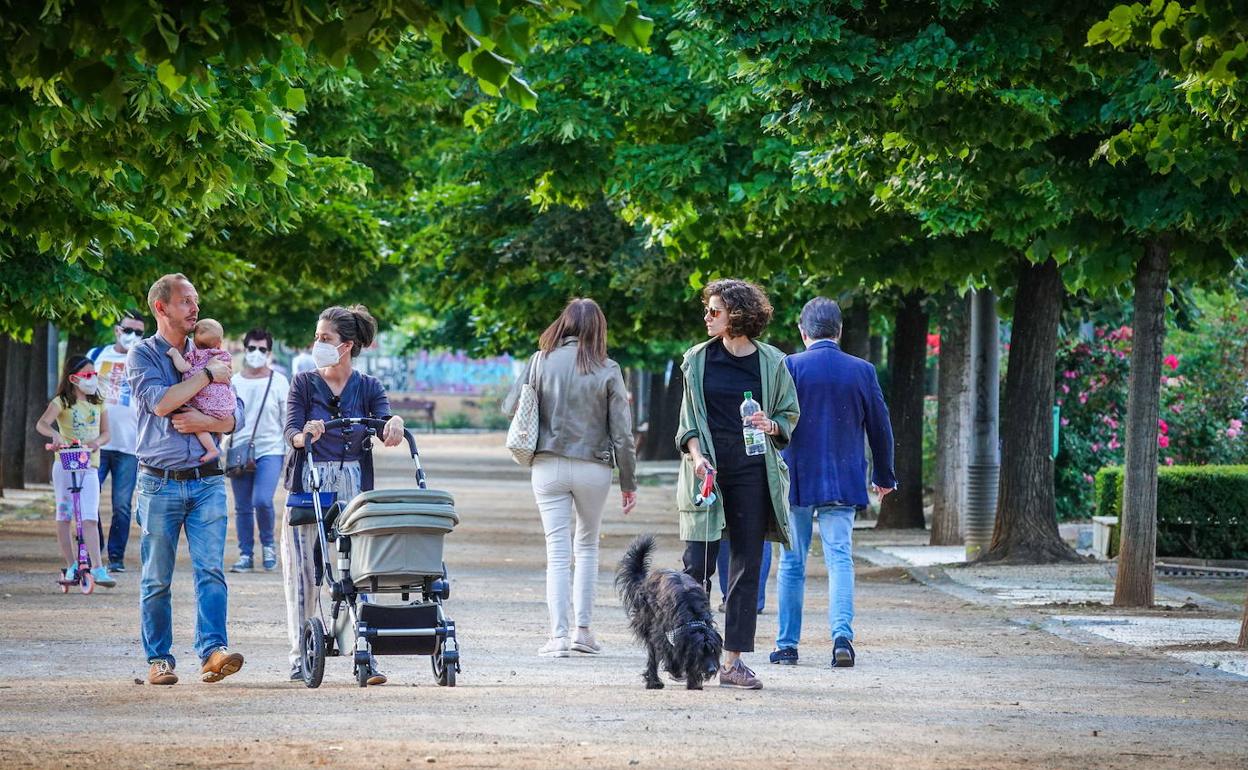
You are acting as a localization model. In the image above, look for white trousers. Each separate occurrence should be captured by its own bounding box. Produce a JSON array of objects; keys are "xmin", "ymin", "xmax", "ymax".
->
[
  {"xmin": 53, "ymin": 461, "xmax": 101, "ymax": 522},
  {"xmin": 531, "ymin": 455, "xmax": 612, "ymax": 639},
  {"xmin": 282, "ymin": 461, "xmax": 361, "ymax": 668}
]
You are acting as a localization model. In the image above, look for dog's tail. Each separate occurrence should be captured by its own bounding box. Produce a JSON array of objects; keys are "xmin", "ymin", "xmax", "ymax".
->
[{"xmin": 615, "ymin": 534, "xmax": 655, "ymax": 612}]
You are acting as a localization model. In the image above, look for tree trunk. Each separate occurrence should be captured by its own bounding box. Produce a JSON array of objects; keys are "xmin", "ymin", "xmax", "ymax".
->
[
  {"xmin": 2, "ymin": 338, "xmax": 30, "ymax": 489},
  {"xmin": 1114, "ymin": 241, "xmax": 1171, "ymax": 607},
  {"xmin": 979, "ymin": 258, "xmax": 1079, "ymax": 564},
  {"xmin": 24, "ymin": 324, "xmax": 52, "ymax": 485},
  {"xmin": 1239, "ymin": 591, "xmax": 1248, "ymax": 648},
  {"xmin": 868, "ymin": 333, "xmax": 884, "ymax": 368},
  {"xmin": 638, "ymin": 361, "xmax": 682, "ymax": 462},
  {"xmin": 931, "ymin": 292, "xmax": 972, "ymax": 545},
  {"xmin": 841, "ymin": 300, "xmax": 870, "ymax": 360},
  {"xmin": 0, "ymin": 336, "xmax": 6, "ymax": 497},
  {"xmin": 877, "ymin": 291, "xmax": 928, "ymax": 529}
]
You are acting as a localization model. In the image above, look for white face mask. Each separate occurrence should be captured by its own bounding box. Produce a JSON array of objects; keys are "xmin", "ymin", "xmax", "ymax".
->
[
  {"xmin": 119, "ymin": 331, "xmax": 141, "ymax": 350},
  {"xmin": 244, "ymin": 350, "xmax": 268, "ymax": 369},
  {"xmin": 311, "ymin": 341, "xmax": 343, "ymax": 368},
  {"xmin": 76, "ymin": 378, "xmax": 99, "ymax": 396}
]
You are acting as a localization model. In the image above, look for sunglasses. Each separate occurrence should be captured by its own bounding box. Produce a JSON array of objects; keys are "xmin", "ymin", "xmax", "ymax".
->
[
  {"xmin": 119, "ymin": 327, "xmax": 144, "ymax": 334},
  {"xmin": 71, "ymin": 372, "xmax": 97, "ymax": 380},
  {"xmin": 245, "ymin": 345, "xmax": 270, "ymax": 353},
  {"xmin": 703, "ymin": 305, "xmax": 725, "ymax": 318}
]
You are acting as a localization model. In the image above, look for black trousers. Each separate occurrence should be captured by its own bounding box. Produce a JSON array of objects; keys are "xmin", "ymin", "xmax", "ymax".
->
[{"xmin": 683, "ymin": 466, "xmax": 771, "ymax": 653}]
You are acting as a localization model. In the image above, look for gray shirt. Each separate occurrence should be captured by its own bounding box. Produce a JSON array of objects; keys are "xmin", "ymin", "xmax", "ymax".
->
[{"xmin": 127, "ymin": 334, "xmax": 245, "ymax": 470}]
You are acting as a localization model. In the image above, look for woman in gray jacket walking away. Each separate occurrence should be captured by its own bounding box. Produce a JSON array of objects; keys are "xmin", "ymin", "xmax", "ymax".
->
[{"xmin": 505, "ymin": 298, "xmax": 638, "ymax": 658}]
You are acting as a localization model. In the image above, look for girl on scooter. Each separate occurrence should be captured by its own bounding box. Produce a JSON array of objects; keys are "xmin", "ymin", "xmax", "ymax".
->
[{"xmin": 35, "ymin": 355, "xmax": 116, "ymax": 588}]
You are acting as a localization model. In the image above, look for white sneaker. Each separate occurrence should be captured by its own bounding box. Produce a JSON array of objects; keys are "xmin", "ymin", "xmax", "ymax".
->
[
  {"xmin": 571, "ymin": 629, "xmax": 602, "ymax": 654},
  {"xmin": 538, "ymin": 637, "xmax": 571, "ymax": 658}
]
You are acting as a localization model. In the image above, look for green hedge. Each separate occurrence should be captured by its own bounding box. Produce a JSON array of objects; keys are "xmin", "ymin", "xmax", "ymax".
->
[{"xmin": 1094, "ymin": 465, "xmax": 1248, "ymax": 560}]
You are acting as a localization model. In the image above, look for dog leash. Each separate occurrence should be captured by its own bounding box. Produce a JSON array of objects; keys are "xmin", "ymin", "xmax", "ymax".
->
[{"xmin": 694, "ymin": 466, "xmax": 716, "ymax": 594}]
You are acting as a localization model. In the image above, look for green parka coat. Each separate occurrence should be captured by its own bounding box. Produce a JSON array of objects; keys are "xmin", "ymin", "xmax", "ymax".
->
[{"xmin": 674, "ymin": 339, "xmax": 800, "ymax": 548}]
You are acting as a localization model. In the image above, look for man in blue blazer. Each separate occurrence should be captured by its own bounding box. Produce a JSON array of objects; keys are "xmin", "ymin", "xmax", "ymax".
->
[{"xmin": 770, "ymin": 297, "xmax": 896, "ymax": 668}]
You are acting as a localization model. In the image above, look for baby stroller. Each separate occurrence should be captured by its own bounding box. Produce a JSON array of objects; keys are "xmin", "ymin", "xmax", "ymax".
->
[{"xmin": 291, "ymin": 417, "xmax": 460, "ymax": 688}]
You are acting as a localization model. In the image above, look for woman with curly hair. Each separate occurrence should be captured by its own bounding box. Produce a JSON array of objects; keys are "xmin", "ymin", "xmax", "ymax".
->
[{"xmin": 674, "ymin": 278, "xmax": 799, "ymax": 690}]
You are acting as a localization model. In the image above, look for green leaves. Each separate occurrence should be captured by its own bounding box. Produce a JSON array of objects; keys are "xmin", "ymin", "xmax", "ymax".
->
[{"xmin": 155, "ymin": 61, "xmax": 186, "ymax": 94}]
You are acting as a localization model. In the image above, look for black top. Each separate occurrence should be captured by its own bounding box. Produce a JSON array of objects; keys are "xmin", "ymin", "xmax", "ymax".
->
[{"xmin": 702, "ymin": 338, "xmax": 765, "ymax": 474}]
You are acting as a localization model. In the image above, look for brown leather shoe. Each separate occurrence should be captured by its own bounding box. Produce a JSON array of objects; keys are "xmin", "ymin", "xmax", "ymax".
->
[
  {"xmin": 200, "ymin": 647, "xmax": 245, "ymax": 683},
  {"xmin": 148, "ymin": 660, "xmax": 178, "ymax": 685}
]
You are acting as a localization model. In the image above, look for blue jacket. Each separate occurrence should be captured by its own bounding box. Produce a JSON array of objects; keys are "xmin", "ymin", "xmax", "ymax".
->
[{"xmin": 781, "ymin": 340, "xmax": 896, "ymax": 509}]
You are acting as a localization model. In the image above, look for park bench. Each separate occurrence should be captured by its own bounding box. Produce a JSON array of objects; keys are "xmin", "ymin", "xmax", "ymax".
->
[{"xmin": 389, "ymin": 396, "xmax": 437, "ymax": 433}]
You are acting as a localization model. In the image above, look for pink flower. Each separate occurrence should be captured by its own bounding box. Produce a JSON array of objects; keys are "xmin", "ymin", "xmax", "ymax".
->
[
  {"xmin": 1170, "ymin": 404, "xmax": 1183, "ymax": 415},
  {"xmin": 1164, "ymin": 456, "xmax": 1175, "ymax": 466},
  {"xmin": 1158, "ymin": 434, "xmax": 1170, "ymax": 448},
  {"xmin": 1231, "ymin": 419, "xmax": 1243, "ymax": 430},
  {"xmin": 1082, "ymin": 473, "xmax": 1095, "ymax": 484},
  {"xmin": 1078, "ymin": 392, "xmax": 1089, "ymax": 405},
  {"xmin": 1227, "ymin": 428, "xmax": 1241, "ymax": 439},
  {"xmin": 1109, "ymin": 436, "xmax": 1121, "ymax": 450},
  {"xmin": 1158, "ymin": 419, "xmax": 1168, "ymax": 435},
  {"xmin": 1061, "ymin": 384, "xmax": 1070, "ymax": 394},
  {"xmin": 1163, "ymin": 354, "xmax": 1179, "ymax": 371},
  {"xmin": 1060, "ymin": 418, "xmax": 1069, "ymax": 427},
  {"xmin": 1091, "ymin": 442, "xmax": 1102, "ymax": 453},
  {"xmin": 1064, "ymin": 370, "xmax": 1078, "ymax": 379}
]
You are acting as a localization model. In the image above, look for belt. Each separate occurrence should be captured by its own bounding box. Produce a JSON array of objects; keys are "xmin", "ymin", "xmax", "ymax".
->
[{"xmin": 140, "ymin": 462, "xmax": 224, "ymax": 481}]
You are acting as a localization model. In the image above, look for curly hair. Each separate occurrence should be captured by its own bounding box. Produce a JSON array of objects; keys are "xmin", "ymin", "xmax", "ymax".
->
[{"xmin": 702, "ymin": 278, "xmax": 773, "ymax": 339}]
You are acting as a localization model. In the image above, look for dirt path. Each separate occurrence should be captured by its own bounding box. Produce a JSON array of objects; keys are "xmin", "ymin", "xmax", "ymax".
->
[{"xmin": 0, "ymin": 434, "xmax": 1244, "ymax": 769}]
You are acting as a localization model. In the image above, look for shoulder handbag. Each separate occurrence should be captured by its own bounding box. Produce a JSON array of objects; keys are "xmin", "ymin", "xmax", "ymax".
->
[
  {"xmin": 505, "ymin": 352, "xmax": 543, "ymax": 466},
  {"xmin": 226, "ymin": 372, "xmax": 274, "ymax": 478}
]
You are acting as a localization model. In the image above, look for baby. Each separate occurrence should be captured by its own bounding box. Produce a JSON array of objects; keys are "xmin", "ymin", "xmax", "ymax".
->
[{"xmin": 166, "ymin": 319, "xmax": 236, "ymax": 463}]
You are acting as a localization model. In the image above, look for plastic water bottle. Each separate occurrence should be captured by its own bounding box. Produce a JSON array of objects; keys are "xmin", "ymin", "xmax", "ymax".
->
[{"xmin": 740, "ymin": 391, "xmax": 767, "ymax": 456}]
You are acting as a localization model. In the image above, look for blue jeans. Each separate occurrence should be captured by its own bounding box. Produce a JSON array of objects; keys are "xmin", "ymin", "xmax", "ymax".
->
[
  {"xmin": 98, "ymin": 450, "xmax": 138, "ymax": 564},
  {"xmin": 137, "ymin": 472, "xmax": 229, "ymax": 666},
  {"xmin": 777, "ymin": 504, "xmax": 855, "ymax": 648},
  {"xmin": 717, "ymin": 534, "xmax": 772, "ymax": 612},
  {"xmin": 228, "ymin": 454, "xmax": 282, "ymax": 557}
]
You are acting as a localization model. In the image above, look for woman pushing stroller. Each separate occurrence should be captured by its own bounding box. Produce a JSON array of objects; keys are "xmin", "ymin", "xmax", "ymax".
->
[{"xmin": 282, "ymin": 304, "xmax": 405, "ymax": 683}]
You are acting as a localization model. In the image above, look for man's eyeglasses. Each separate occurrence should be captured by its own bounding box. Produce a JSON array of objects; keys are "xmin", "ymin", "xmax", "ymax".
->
[
  {"xmin": 703, "ymin": 305, "xmax": 725, "ymax": 319},
  {"xmin": 245, "ymin": 345, "xmax": 269, "ymax": 353}
]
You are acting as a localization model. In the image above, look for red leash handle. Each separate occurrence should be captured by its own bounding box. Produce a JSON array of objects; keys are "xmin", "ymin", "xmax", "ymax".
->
[{"xmin": 694, "ymin": 467, "xmax": 717, "ymax": 506}]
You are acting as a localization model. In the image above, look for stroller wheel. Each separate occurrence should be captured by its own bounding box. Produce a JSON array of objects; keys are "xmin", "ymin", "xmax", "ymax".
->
[
  {"xmin": 433, "ymin": 640, "xmax": 455, "ymax": 687},
  {"xmin": 301, "ymin": 618, "xmax": 326, "ymax": 689}
]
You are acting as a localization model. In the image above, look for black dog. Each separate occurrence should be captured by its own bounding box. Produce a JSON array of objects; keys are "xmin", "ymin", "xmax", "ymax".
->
[{"xmin": 616, "ymin": 534, "xmax": 723, "ymax": 690}]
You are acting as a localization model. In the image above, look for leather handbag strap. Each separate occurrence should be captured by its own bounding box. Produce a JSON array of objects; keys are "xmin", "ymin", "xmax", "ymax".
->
[{"xmin": 247, "ymin": 372, "xmax": 275, "ymax": 448}]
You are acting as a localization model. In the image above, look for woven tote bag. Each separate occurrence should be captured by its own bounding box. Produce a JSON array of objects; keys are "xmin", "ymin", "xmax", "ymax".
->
[{"xmin": 505, "ymin": 352, "xmax": 543, "ymax": 465}]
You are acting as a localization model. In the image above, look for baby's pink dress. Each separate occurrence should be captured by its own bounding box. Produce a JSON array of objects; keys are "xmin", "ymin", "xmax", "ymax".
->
[{"xmin": 182, "ymin": 348, "xmax": 236, "ymax": 418}]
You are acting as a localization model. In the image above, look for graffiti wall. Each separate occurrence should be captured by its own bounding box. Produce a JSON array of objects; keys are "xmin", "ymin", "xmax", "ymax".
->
[{"xmin": 354, "ymin": 350, "xmax": 515, "ymax": 394}]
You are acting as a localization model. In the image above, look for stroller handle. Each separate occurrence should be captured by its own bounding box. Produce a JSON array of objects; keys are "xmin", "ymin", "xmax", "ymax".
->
[
  {"xmin": 316, "ymin": 417, "xmax": 418, "ymax": 456},
  {"xmin": 303, "ymin": 417, "xmax": 427, "ymax": 488}
]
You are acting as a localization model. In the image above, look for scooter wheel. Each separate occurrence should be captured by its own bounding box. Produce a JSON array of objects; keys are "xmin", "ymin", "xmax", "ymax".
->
[
  {"xmin": 59, "ymin": 582, "xmax": 69, "ymax": 594},
  {"xmin": 80, "ymin": 572, "xmax": 95, "ymax": 595}
]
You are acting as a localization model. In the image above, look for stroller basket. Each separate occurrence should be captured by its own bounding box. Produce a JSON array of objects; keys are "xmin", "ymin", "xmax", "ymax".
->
[
  {"xmin": 336, "ymin": 488, "xmax": 459, "ymax": 584},
  {"xmin": 359, "ymin": 602, "xmax": 441, "ymax": 655}
]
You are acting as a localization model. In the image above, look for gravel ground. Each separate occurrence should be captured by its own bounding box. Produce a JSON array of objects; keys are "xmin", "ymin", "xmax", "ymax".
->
[{"xmin": 0, "ymin": 434, "xmax": 1245, "ymax": 769}]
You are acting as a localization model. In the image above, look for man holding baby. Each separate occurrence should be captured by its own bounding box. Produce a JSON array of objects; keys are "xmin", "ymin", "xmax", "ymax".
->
[{"xmin": 127, "ymin": 273, "xmax": 247, "ymax": 686}]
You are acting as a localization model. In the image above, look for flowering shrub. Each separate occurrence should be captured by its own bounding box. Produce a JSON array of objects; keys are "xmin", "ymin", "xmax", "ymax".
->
[{"xmin": 1054, "ymin": 295, "xmax": 1248, "ymax": 520}]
